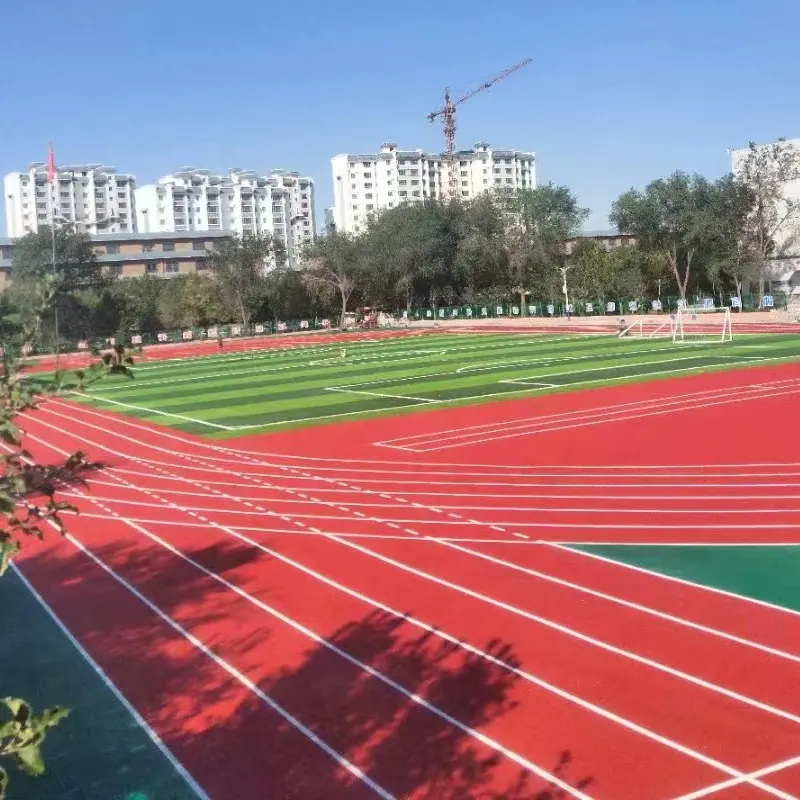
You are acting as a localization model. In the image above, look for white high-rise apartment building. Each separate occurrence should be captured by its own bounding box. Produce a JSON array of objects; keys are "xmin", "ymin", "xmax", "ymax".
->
[
  {"xmin": 4, "ymin": 163, "xmax": 136, "ymax": 237},
  {"xmin": 331, "ymin": 142, "xmax": 536, "ymax": 234},
  {"xmin": 135, "ymin": 168, "xmax": 315, "ymax": 265}
]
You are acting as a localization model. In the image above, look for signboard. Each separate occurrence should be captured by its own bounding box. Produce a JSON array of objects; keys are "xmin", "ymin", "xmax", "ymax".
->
[
  {"xmin": 651, "ymin": 300, "xmax": 662, "ymax": 311},
  {"xmin": 762, "ymin": 295, "xmax": 775, "ymax": 308},
  {"xmin": 730, "ymin": 297, "xmax": 741, "ymax": 309},
  {"xmin": 585, "ymin": 302, "xmax": 593, "ymax": 313},
  {"xmin": 157, "ymin": 332, "xmax": 168, "ymax": 342},
  {"xmin": 702, "ymin": 298, "xmax": 714, "ymax": 310},
  {"xmin": 254, "ymin": 323, "xmax": 265, "ymax": 333},
  {"xmin": 628, "ymin": 301, "xmax": 638, "ymax": 312},
  {"xmin": 182, "ymin": 330, "xmax": 193, "ymax": 340},
  {"xmin": 606, "ymin": 301, "xmax": 616, "ymax": 313},
  {"xmin": 300, "ymin": 320, "xmax": 309, "ymax": 329},
  {"xmin": 546, "ymin": 304, "xmax": 555, "ymax": 315},
  {"xmin": 131, "ymin": 335, "xmax": 142, "ymax": 345}
]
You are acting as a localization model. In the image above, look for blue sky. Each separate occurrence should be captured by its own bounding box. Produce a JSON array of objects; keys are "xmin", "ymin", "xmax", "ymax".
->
[{"xmin": 3, "ymin": 0, "xmax": 799, "ymax": 229}]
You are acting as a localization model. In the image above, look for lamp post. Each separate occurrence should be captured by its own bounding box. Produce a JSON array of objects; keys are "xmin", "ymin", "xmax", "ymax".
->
[
  {"xmin": 49, "ymin": 214, "xmax": 122, "ymax": 370},
  {"xmin": 559, "ymin": 265, "xmax": 572, "ymax": 317}
]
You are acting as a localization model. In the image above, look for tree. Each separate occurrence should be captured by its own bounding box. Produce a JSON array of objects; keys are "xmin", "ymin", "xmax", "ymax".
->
[
  {"xmin": 610, "ymin": 172, "xmax": 719, "ymax": 301},
  {"xmin": 208, "ymin": 233, "xmax": 282, "ymax": 328},
  {"xmin": 707, "ymin": 175, "xmax": 760, "ymax": 309},
  {"xmin": 1, "ymin": 287, "xmax": 133, "ymax": 798},
  {"xmin": 302, "ymin": 232, "xmax": 362, "ymax": 327},
  {"xmin": 733, "ymin": 139, "xmax": 800, "ymax": 301},
  {"xmin": 9, "ymin": 228, "xmax": 105, "ymax": 351},
  {"xmin": 497, "ymin": 185, "xmax": 589, "ymax": 311}
]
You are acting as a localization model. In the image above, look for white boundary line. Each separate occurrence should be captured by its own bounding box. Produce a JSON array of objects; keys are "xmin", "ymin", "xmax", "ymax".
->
[
  {"xmin": 324, "ymin": 387, "xmax": 437, "ymax": 403},
  {"xmin": 9, "ymin": 562, "xmax": 209, "ymax": 799},
  {"xmin": 671, "ymin": 754, "xmax": 800, "ymax": 800},
  {"xmin": 27, "ymin": 435, "xmax": 595, "ymax": 799},
  {"xmin": 375, "ymin": 376, "xmax": 800, "ymax": 448},
  {"xmin": 23, "ymin": 428, "xmax": 792, "ymax": 795},
  {"xmin": 546, "ymin": 543, "xmax": 800, "ymax": 620},
  {"xmin": 377, "ymin": 381, "xmax": 800, "ymax": 452},
  {"xmin": 28, "ymin": 411, "xmax": 800, "ymax": 729},
  {"xmin": 70, "ymin": 392, "xmax": 235, "ymax": 430}
]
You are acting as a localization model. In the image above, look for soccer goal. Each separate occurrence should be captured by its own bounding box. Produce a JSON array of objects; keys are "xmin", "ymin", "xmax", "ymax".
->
[{"xmin": 672, "ymin": 305, "xmax": 733, "ymax": 344}]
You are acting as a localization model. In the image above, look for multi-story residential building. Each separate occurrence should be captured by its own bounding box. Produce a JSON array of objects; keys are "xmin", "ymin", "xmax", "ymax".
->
[
  {"xmin": 134, "ymin": 168, "xmax": 315, "ymax": 265},
  {"xmin": 331, "ymin": 141, "xmax": 536, "ymax": 234},
  {"xmin": 4, "ymin": 163, "xmax": 136, "ymax": 238},
  {"xmin": 0, "ymin": 230, "xmax": 228, "ymax": 287}
]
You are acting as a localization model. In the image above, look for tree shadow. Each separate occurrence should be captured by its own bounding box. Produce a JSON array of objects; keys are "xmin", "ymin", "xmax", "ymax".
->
[{"xmin": 15, "ymin": 536, "xmax": 594, "ymax": 799}]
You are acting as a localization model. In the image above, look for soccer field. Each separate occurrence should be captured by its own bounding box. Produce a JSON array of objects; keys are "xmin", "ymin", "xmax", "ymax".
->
[{"xmin": 68, "ymin": 329, "xmax": 800, "ymax": 434}]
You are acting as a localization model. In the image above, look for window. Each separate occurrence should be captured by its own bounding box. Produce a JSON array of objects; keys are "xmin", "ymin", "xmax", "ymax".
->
[
  {"xmin": 366, "ymin": 204, "xmax": 374, "ymax": 211},
  {"xmin": 364, "ymin": 193, "xmax": 373, "ymax": 199},
  {"xmin": 362, "ymin": 161, "xmax": 371, "ymax": 167},
  {"xmin": 146, "ymin": 263, "xmax": 158, "ymax": 273},
  {"xmin": 108, "ymin": 265, "xmax": 123, "ymax": 277},
  {"xmin": 165, "ymin": 262, "xmax": 179, "ymax": 274},
  {"xmin": 162, "ymin": 242, "xmax": 175, "ymax": 251},
  {"xmin": 363, "ymin": 172, "xmax": 372, "ymax": 178},
  {"xmin": 364, "ymin": 182, "xmax": 372, "ymax": 189},
  {"xmin": 196, "ymin": 260, "xmax": 208, "ymax": 271},
  {"xmin": 399, "ymin": 179, "xmax": 407, "ymax": 186},
  {"xmin": 106, "ymin": 244, "xmax": 119, "ymax": 255},
  {"xmin": 142, "ymin": 243, "xmax": 153, "ymax": 253}
]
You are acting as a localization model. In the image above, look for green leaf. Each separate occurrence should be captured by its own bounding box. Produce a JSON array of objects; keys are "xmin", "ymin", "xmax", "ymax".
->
[
  {"xmin": 14, "ymin": 743, "xmax": 44, "ymax": 776},
  {"xmin": 0, "ymin": 764, "xmax": 8, "ymax": 800}
]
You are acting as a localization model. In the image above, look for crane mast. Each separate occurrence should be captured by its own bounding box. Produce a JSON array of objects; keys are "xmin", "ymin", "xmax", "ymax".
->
[{"xmin": 428, "ymin": 58, "xmax": 532, "ymax": 201}]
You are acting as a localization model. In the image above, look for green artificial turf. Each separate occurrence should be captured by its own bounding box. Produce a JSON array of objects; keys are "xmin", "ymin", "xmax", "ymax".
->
[{"xmin": 60, "ymin": 330, "xmax": 800, "ymax": 436}]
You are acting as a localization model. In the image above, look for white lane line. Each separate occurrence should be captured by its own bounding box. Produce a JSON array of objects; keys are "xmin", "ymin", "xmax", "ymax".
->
[
  {"xmin": 32, "ymin": 436, "xmax": 594, "ymax": 799},
  {"xmin": 547, "ymin": 543, "xmax": 800, "ymax": 621},
  {"xmin": 670, "ymin": 754, "xmax": 800, "ymax": 800},
  {"xmin": 10, "ymin": 563, "xmax": 209, "ymax": 800},
  {"xmin": 24, "ymin": 419, "xmax": 790, "ymax": 790},
  {"xmin": 29, "ymin": 410, "xmax": 800, "ymax": 732}
]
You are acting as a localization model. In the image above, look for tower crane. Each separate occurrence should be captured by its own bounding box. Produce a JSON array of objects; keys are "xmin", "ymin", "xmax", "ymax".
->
[{"xmin": 427, "ymin": 57, "xmax": 532, "ymax": 201}]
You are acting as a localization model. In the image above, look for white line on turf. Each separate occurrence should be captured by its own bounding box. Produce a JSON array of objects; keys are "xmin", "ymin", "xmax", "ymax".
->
[
  {"xmin": 324, "ymin": 387, "xmax": 437, "ymax": 403},
  {"xmin": 70, "ymin": 392, "xmax": 235, "ymax": 430},
  {"xmin": 10, "ymin": 562, "xmax": 209, "ymax": 799}
]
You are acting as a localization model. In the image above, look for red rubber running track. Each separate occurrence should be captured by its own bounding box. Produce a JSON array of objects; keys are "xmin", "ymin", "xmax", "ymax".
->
[{"xmin": 12, "ymin": 360, "xmax": 800, "ymax": 799}]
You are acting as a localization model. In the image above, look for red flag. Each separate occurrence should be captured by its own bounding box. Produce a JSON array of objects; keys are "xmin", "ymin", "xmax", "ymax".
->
[{"xmin": 47, "ymin": 144, "xmax": 56, "ymax": 184}]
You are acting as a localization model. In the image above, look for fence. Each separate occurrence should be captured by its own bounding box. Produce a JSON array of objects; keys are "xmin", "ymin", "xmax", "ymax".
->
[
  {"xmin": 30, "ymin": 317, "xmax": 336, "ymax": 356},
  {"xmin": 411, "ymin": 292, "xmax": 789, "ymax": 321}
]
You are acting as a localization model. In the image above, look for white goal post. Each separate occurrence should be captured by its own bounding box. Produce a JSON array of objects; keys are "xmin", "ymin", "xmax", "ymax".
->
[
  {"xmin": 615, "ymin": 305, "xmax": 733, "ymax": 342},
  {"xmin": 673, "ymin": 305, "xmax": 732, "ymax": 343}
]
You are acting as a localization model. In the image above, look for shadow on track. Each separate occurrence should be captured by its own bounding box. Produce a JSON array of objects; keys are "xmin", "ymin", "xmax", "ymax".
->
[{"xmin": 17, "ymin": 538, "xmax": 594, "ymax": 799}]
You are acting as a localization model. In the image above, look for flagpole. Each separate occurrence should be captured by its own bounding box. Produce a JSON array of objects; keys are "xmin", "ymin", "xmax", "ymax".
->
[{"xmin": 48, "ymin": 144, "xmax": 60, "ymax": 371}]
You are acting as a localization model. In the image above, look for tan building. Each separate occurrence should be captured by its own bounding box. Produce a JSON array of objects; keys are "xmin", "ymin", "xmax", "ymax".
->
[{"xmin": 0, "ymin": 230, "xmax": 230, "ymax": 287}]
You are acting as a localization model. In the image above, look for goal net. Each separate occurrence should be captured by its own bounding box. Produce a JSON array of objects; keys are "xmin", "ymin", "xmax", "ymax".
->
[{"xmin": 672, "ymin": 305, "xmax": 732, "ymax": 343}]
